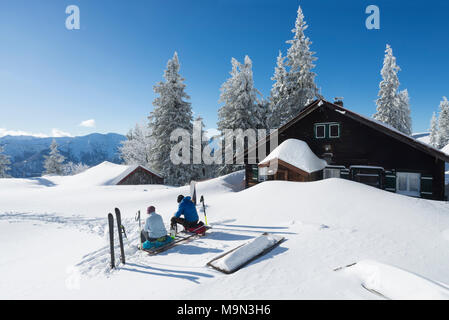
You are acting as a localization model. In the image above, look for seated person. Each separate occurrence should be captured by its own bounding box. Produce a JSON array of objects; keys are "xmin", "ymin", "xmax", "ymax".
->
[
  {"xmin": 141, "ymin": 206, "xmax": 172, "ymax": 249},
  {"xmin": 171, "ymin": 195, "xmax": 203, "ymax": 233}
]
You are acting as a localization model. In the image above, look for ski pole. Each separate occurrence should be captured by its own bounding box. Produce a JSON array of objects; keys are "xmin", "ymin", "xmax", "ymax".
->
[
  {"xmin": 135, "ymin": 210, "xmax": 142, "ymax": 250},
  {"xmin": 200, "ymin": 195, "xmax": 208, "ymax": 226}
]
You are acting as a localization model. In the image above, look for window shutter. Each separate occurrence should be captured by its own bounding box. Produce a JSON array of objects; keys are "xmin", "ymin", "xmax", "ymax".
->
[
  {"xmin": 385, "ymin": 171, "xmax": 396, "ymax": 192},
  {"xmin": 420, "ymin": 175, "xmax": 433, "ymax": 199},
  {"xmin": 251, "ymin": 166, "xmax": 258, "ymax": 182}
]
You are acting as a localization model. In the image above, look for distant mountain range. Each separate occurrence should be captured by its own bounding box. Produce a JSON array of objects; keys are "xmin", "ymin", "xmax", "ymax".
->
[{"xmin": 0, "ymin": 133, "xmax": 126, "ymax": 178}]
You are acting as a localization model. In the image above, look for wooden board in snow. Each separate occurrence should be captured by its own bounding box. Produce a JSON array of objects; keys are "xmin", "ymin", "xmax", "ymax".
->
[{"xmin": 207, "ymin": 233, "xmax": 285, "ymax": 274}]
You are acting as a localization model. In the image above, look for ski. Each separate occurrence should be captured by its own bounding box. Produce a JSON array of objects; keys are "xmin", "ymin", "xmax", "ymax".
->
[
  {"xmin": 114, "ymin": 208, "xmax": 126, "ymax": 264},
  {"xmin": 107, "ymin": 213, "xmax": 115, "ymax": 269},
  {"xmin": 142, "ymin": 226, "xmax": 210, "ymax": 256}
]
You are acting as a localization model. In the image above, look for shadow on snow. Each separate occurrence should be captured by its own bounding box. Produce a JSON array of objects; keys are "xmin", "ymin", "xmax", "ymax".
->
[{"xmin": 121, "ymin": 263, "xmax": 214, "ymax": 283}]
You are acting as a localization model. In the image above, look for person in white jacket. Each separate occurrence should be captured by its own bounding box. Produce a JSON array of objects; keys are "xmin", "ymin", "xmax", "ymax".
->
[{"xmin": 140, "ymin": 206, "xmax": 168, "ymax": 243}]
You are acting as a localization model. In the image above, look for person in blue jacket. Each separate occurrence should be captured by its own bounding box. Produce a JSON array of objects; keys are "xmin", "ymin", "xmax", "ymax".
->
[{"xmin": 171, "ymin": 195, "xmax": 200, "ymax": 231}]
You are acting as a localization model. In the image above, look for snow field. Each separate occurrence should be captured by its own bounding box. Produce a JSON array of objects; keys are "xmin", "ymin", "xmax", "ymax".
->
[{"xmin": 1, "ymin": 165, "xmax": 449, "ymax": 299}]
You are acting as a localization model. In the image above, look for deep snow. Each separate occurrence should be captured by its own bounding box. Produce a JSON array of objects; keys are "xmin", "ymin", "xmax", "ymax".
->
[
  {"xmin": 259, "ymin": 139, "xmax": 327, "ymax": 173},
  {"xmin": 0, "ymin": 163, "xmax": 449, "ymax": 299}
]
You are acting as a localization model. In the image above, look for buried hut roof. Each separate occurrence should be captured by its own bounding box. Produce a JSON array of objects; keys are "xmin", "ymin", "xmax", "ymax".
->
[{"xmin": 259, "ymin": 139, "xmax": 327, "ymax": 173}]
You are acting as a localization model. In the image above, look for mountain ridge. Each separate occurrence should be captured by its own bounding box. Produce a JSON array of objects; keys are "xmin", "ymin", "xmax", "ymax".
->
[{"xmin": 0, "ymin": 133, "xmax": 127, "ymax": 178}]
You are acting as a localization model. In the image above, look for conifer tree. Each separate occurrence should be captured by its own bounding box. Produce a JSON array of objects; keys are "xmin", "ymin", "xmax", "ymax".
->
[
  {"xmin": 149, "ymin": 52, "xmax": 194, "ymax": 186},
  {"xmin": 0, "ymin": 145, "xmax": 11, "ymax": 178},
  {"xmin": 282, "ymin": 6, "xmax": 319, "ymax": 123},
  {"xmin": 429, "ymin": 112, "xmax": 439, "ymax": 148},
  {"xmin": 217, "ymin": 56, "xmax": 263, "ymax": 174},
  {"xmin": 397, "ymin": 89, "xmax": 412, "ymax": 135},
  {"xmin": 437, "ymin": 97, "xmax": 449, "ymax": 148},
  {"xmin": 269, "ymin": 51, "xmax": 288, "ymax": 128},
  {"xmin": 373, "ymin": 44, "xmax": 413, "ymax": 135},
  {"xmin": 43, "ymin": 139, "xmax": 65, "ymax": 175},
  {"xmin": 119, "ymin": 123, "xmax": 153, "ymax": 167}
]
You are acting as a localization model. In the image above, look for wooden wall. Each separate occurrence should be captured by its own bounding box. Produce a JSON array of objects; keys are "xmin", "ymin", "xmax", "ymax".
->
[{"xmin": 117, "ymin": 167, "xmax": 164, "ymax": 185}]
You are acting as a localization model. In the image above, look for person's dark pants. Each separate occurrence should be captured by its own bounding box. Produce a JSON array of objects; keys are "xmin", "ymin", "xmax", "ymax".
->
[{"xmin": 171, "ymin": 217, "xmax": 198, "ymax": 230}]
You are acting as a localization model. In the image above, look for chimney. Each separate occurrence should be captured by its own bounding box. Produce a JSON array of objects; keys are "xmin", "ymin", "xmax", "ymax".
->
[{"xmin": 334, "ymin": 97, "xmax": 344, "ymax": 107}]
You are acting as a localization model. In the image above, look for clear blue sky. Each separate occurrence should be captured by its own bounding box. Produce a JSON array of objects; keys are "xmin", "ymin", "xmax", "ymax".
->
[{"xmin": 0, "ymin": 0, "xmax": 448, "ymax": 137}]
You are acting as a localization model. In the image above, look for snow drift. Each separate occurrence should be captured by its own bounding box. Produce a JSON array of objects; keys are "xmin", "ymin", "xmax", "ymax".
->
[{"xmin": 344, "ymin": 260, "xmax": 449, "ymax": 300}]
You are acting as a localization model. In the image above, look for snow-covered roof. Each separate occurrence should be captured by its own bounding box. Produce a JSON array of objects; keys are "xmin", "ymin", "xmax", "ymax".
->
[
  {"xmin": 52, "ymin": 161, "xmax": 162, "ymax": 186},
  {"xmin": 108, "ymin": 163, "xmax": 162, "ymax": 185},
  {"xmin": 441, "ymin": 144, "xmax": 449, "ymax": 156},
  {"xmin": 259, "ymin": 139, "xmax": 327, "ymax": 173}
]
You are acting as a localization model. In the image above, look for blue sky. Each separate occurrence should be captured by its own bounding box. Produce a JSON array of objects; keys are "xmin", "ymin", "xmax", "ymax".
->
[{"xmin": 0, "ymin": 0, "xmax": 448, "ymax": 137}]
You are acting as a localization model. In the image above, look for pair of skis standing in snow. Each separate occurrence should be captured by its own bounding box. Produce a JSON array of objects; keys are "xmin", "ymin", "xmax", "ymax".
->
[{"xmin": 138, "ymin": 194, "xmax": 208, "ymax": 253}]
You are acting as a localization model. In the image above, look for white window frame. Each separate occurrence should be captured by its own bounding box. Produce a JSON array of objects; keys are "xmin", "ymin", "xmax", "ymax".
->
[
  {"xmin": 396, "ymin": 172, "xmax": 421, "ymax": 197},
  {"xmin": 328, "ymin": 123, "xmax": 340, "ymax": 138},
  {"xmin": 315, "ymin": 124, "xmax": 326, "ymax": 139}
]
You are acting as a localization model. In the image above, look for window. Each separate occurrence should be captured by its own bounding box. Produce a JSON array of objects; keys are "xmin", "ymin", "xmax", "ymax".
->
[
  {"xmin": 314, "ymin": 123, "xmax": 340, "ymax": 139},
  {"xmin": 396, "ymin": 172, "xmax": 421, "ymax": 197},
  {"xmin": 258, "ymin": 167, "xmax": 268, "ymax": 182},
  {"xmin": 329, "ymin": 124, "xmax": 340, "ymax": 138},
  {"xmin": 315, "ymin": 124, "xmax": 326, "ymax": 139},
  {"xmin": 323, "ymin": 168, "xmax": 341, "ymax": 179}
]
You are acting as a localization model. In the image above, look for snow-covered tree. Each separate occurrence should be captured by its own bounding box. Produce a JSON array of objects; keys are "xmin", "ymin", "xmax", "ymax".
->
[
  {"xmin": 217, "ymin": 56, "xmax": 264, "ymax": 174},
  {"xmin": 282, "ymin": 5, "xmax": 319, "ymax": 124},
  {"xmin": 437, "ymin": 97, "xmax": 449, "ymax": 148},
  {"xmin": 397, "ymin": 89, "xmax": 412, "ymax": 135},
  {"xmin": 218, "ymin": 56, "xmax": 264, "ymax": 131},
  {"xmin": 374, "ymin": 44, "xmax": 412, "ymax": 134},
  {"xmin": 429, "ymin": 112, "xmax": 439, "ymax": 148},
  {"xmin": 192, "ymin": 116, "xmax": 217, "ymax": 180},
  {"xmin": 119, "ymin": 123, "xmax": 154, "ymax": 167},
  {"xmin": 149, "ymin": 52, "xmax": 194, "ymax": 186},
  {"xmin": 43, "ymin": 139, "xmax": 65, "ymax": 176},
  {"xmin": 268, "ymin": 51, "xmax": 288, "ymax": 128},
  {"xmin": 257, "ymin": 98, "xmax": 271, "ymax": 129},
  {"xmin": 63, "ymin": 162, "xmax": 90, "ymax": 176},
  {"xmin": 0, "ymin": 145, "xmax": 11, "ymax": 178}
]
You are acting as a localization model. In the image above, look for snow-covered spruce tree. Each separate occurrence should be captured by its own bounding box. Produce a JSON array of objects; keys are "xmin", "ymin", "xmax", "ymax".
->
[
  {"xmin": 149, "ymin": 52, "xmax": 194, "ymax": 186},
  {"xmin": 0, "ymin": 145, "xmax": 11, "ymax": 178},
  {"xmin": 217, "ymin": 56, "xmax": 264, "ymax": 175},
  {"xmin": 43, "ymin": 139, "xmax": 65, "ymax": 176},
  {"xmin": 268, "ymin": 51, "xmax": 288, "ymax": 128},
  {"xmin": 437, "ymin": 97, "xmax": 449, "ymax": 148},
  {"xmin": 282, "ymin": 5, "xmax": 319, "ymax": 125},
  {"xmin": 397, "ymin": 89, "xmax": 412, "ymax": 135},
  {"xmin": 119, "ymin": 123, "xmax": 154, "ymax": 167},
  {"xmin": 374, "ymin": 44, "xmax": 412, "ymax": 135},
  {"xmin": 192, "ymin": 115, "xmax": 216, "ymax": 180},
  {"xmin": 63, "ymin": 162, "xmax": 90, "ymax": 176},
  {"xmin": 429, "ymin": 112, "xmax": 439, "ymax": 148}
]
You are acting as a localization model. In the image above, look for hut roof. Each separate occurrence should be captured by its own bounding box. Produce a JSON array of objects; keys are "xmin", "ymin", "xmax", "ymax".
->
[
  {"xmin": 109, "ymin": 164, "xmax": 163, "ymax": 185},
  {"xmin": 259, "ymin": 139, "xmax": 327, "ymax": 173}
]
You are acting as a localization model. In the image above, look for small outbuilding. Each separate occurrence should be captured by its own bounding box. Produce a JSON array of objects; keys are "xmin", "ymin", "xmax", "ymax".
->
[
  {"xmin": 111, "ymin": 165, "xmax": 164, "ymax": 185},
  {"xmin": 257, "ymin": 139, "xmax": 327, "ymax": 184}
]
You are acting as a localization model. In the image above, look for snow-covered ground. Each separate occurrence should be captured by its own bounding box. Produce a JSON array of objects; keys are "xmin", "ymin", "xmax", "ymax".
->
[{"xmin": 1, "ymin": 163, "xmax": 449, "ymax": 299}]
